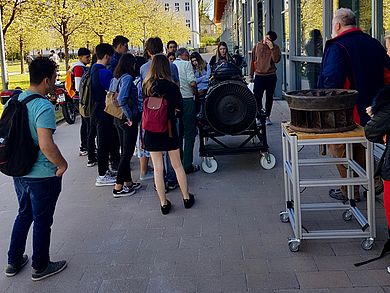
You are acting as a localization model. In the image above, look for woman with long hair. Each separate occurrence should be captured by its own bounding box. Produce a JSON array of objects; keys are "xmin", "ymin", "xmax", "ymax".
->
[
  {"xmin": 142, "ymin": 54, "xmax": 194, "ymax": 215},
  {"xmin": 209, "ymin": 41, "xmax": 234, "ymax": 70},
  {"xmin": 110, "ymin": 53, "xmax": 141, "ymax": 197},
  {"xmin": 190, "ymin": 52, "xmax": 210, "ymax": 113}
]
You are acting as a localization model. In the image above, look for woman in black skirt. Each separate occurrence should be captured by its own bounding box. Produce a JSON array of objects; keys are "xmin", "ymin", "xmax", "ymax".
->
[{"xmin": 142, "ymin": 54, "xmax": 194, "ymax": 215}]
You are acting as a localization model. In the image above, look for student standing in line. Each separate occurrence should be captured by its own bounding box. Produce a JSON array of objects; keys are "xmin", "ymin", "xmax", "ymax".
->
[
  {"xmin": 140, "ymin": 37, "xmax": 180, "ymax": 191},
  {"xmin": 90, "ymin": 43, "xmax": 116, "ymax": 187},
  {"xmin": 142, "ymin": 54, "xmax": 194, "ymax": 215},
  {"xmin": 109, "ymin": 53, "xmax": 142, "ymax": 197}
]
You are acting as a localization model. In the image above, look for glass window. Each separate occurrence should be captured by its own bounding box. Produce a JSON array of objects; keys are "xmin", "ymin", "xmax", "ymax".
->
[
  {"xmin": 384, "ymin": 1, "xmax": 390, "ymax": 33},
  {"xmin": 185, "ymin": 2, "xmax": 190, "ymax": 11},
  {"xmin": 175, "ymin": 3, "xmax": 179, "ymax": 11},
  {"xmin": 281, "ymin": 0, "xmax": 289, "ymax": 91},
  {"xmin": 257, "ymin": 2, "xmax": 264, "ymax": 41},
  {"xmin": 186, "ymin": 20, "xmax": 191, "ymax": 28},
  {"xmin": 281, "ymin": 1, "xmax": 289, "ymax": 53},
  {"xmin": 165, "ymin": 3, "xmax": 169, "ymax": 11},
  {"xmin": 297, "ymin": 0, "xmax": 324, "ymax": 56},
  {"xmin": 296, "ymin": 61, "xmax": 321, "ymax": 90},
  {"xmin": 385, "ymin": 0, "xmax": 390, "ymax": 56},
  {"xmin": 334, "ymin": 0, "xmax": 372, "ymax": 34}
]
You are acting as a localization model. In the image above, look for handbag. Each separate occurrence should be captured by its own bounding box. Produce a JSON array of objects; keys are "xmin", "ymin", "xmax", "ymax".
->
[{"xmin": 104, "ymin": 77, "xmax": 123, "ymax": 119}]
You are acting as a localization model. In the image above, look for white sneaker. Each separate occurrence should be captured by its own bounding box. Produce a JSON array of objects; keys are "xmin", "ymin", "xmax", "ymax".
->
[
  {"xmin": 387, "ymin": 266, "xmax": 390, "ymax": 274},
  {"xmin": 256, "ymin": 118, "xmax": 262, "ymax": 127},
  {"xmin": 266, "ymin": 117, "xmax": 273, "ymax": 125},
  {"xmin": 95, "ymin": 174, "xmax": 116, "ymax": 187},
  {"xmin": 140, "ymin": 171, "xmax": 154, "ymax": 181}
]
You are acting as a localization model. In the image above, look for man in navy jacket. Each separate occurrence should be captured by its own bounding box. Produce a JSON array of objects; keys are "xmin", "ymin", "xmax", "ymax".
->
[{"xmin": 318, "ymin": 8, "xmax": 390, "ymax": 201}]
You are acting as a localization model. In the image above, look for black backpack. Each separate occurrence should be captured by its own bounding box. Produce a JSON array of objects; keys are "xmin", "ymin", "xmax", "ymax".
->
[{"xmin": 0, "ymin": 93, "xmax": 42, "ymax": 176}]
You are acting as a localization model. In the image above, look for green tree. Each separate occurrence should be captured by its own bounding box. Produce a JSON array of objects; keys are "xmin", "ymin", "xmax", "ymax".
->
[
  {"xmin": 124, "ymin": 0, "xmax": 190, "ymax": 47},
  {"xmin": 37, "ymin": 0, "xmax": 87, "ymax": 69},
  {"xmin": 0, "ymin": 0, "xmax": 27, "ymax": 36},
  {"xmin": 5, "ymin": 4, "xmax": 55, "ymax": 73},
  {"xmin": 384, "ymin": 0, "xmax": 390, "ymax": 32},
  {"xmin": 84, "ymin": 0, "xmax": 125, "ymax": 44}
]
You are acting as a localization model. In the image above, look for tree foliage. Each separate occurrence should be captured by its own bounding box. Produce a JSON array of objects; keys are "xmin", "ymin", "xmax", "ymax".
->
[
  {"xmin": 1, "ymin": 0, "xmax": 191, "ymax": 70},
  {"xmin": 0, "ymin": 0, "xmax": 27, "ymax": 36},
  {"xmin": 384, "ymin": 0, "xmax": 390, "ymax": 32}
]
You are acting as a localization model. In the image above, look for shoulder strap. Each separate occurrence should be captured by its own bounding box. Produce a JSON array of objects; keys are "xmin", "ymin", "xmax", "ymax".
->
[{"xmin": 19, "ymin": 94, "xmax": 44, "ymax": 105}]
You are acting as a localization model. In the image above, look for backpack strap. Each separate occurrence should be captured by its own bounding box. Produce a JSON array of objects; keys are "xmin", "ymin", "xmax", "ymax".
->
[{"xmin": 15, "ymin": 94, "xmax": 45, "ymax": 105}]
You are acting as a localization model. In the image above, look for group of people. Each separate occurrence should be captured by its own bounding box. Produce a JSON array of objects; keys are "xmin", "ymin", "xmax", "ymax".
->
[
  {"xmin": 3, "ymin": 36, "xmax": 213, "ymax": 282},
  {"xmin": 68, "ymin": 36, "xmax": 210, "ymax": 215},
  {"xmin": 7, "ymin": 6, "xmax": 390, "ymax": 283},
  {"xmin": 1, "ymin": 31, "xmax": 287, "ymax": 282}
]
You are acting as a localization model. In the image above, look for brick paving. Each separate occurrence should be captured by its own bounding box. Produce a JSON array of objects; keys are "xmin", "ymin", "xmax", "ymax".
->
[{"xmin": 0, "ymin": 100, "xmax": 389, "ymax": 293}]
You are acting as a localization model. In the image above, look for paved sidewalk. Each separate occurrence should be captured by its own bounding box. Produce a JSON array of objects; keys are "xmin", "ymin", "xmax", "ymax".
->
[{"xmin": 0, "ymin": 101, "xmax": 389, "ymax": 293}]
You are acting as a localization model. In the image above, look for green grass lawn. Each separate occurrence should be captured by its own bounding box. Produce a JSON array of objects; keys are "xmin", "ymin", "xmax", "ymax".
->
[{"xmin": 0, "ymin": 60, "xmax": 70, "ymax": 121}]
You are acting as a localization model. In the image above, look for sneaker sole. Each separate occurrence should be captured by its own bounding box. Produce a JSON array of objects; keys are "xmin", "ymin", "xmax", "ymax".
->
[
  {"xmin": 87, "ymin": 163, "xmax": 97, "ymax": 167},
  {"xmin": 5, "ymin": 257, "xmax": 29, "ymax": 277},
  {"xmin": 95, "ymin": 182, "xmax": 116, "ymax": 187},
  {"xmin": 31, "ymin": 262, "xmax": 67, "ymax": 281},
  {"xmin": 113, "ymin": 190, "xmax": 136, "ymax": 198}
]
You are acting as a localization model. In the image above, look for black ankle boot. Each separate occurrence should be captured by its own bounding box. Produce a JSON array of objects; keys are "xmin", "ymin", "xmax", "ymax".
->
[
  {"xmin": 161, "ymin": 200, "xmax": 171, "ymax": 215},
  {"xmin": 183, "ymin": 193, "xmax": 195, "ymax": 209}
]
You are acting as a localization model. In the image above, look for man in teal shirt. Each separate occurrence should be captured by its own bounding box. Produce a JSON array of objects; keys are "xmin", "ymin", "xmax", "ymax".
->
[{"xmin": 5, "ymin": 58, "xmax": 68, "ymax": 281}]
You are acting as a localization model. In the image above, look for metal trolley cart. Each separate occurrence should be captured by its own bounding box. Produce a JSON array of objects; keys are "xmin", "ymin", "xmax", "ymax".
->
[
  {"xmin": 198, "ymin": 112, "xmax": 275, "ymax": 173},
  {"xmin": 280, "ymin": 123, "xmax": 375, "ymax": 252}
]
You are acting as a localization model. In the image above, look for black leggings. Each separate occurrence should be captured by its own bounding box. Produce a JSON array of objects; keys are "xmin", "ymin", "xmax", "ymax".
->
[
  {"xmin": 95, "ymin": 115, "xmax": 113, "ymax": 176},
  {"xmin": 114, "ymin": 118, "xmax": 138, "ymax": 185},
  {"xmin": 253, "ymin": 74, "xmax": 277, "ymax": 117},
  {"xmin": 80, "ymin": 116, "xmax": 89, "ymax": 150}
]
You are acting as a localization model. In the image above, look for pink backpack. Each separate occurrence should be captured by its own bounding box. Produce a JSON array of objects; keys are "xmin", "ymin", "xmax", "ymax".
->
[{"xmin": 142, "ymin": 96, "xmax": 172, "ymax": 136}]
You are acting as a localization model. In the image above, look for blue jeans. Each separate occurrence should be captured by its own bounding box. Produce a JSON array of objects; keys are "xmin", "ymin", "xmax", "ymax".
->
[{"xmin": 8, "ymin": 176, "xmax": 62, "ymax": 270}]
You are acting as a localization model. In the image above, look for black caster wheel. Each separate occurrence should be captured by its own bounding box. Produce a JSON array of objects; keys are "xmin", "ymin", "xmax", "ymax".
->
[
  {"xmin": 361, "ymin": 238, "xmax": 374, "ymax": 250},
  {"xmin": 288, "ymin": 239, "xmax": 300, "ymax": 252},
  {"xmin": 342, "ymin": 209, "xmax": 353, "ymax": 221}
]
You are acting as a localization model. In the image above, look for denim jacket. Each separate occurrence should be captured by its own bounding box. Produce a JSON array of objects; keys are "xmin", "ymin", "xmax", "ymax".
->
[
  {"xmin": 109, "ymin": 74, "xmax": 139, "ymax": 122},
  {"xmin": 194, "ymin": 63, "xmax": 211, "ymax": 91}
]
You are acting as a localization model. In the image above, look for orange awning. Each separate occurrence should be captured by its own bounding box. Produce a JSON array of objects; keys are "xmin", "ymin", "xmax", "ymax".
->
[{"xmin": 214, "ymin": 0, "xmax": 228, "ymax": 23}]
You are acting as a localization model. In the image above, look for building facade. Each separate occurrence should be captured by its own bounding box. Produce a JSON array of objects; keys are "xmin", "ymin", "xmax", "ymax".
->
[
  {"xmin": 214, "ymin": 0, "xmax": 390, "ymax": 97},
  {"xmin": 164, "ymin": 0, "xmax": 200, "ymax": 48}
]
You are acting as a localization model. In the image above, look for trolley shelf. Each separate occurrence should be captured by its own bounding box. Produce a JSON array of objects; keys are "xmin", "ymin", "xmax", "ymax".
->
[{"xmin": 280, "ymin": 123, "xmax": 376, "ymax": 252}]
